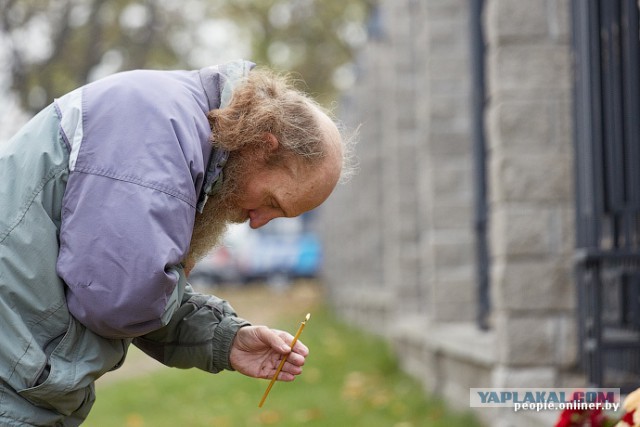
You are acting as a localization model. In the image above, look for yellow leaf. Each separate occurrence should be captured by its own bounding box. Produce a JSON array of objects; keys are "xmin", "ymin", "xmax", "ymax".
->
[{"xmin": 125, "ymin": 413, "xmax": 144, "ymax": 427}]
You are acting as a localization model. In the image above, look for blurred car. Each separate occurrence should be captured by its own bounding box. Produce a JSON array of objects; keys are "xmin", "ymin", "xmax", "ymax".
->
[
  {"xmin": 235, "ymin": 223, "xmax": 322, "ymax": 282},
  {"xmin": 187, "ymin": 244, "xmax": 241, "ymax": 288},
  {"xmin": 189, "ymin": 215, "xmax": 323, "ymax": 287}
]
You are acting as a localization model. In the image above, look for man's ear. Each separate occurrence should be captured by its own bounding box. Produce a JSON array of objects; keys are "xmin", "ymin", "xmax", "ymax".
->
[{"xmin": 264, "ymin": 133, "xmax": 279, "ymax": 152}]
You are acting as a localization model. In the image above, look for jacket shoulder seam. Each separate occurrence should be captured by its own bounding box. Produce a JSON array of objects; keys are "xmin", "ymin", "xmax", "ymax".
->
[{"xmin": 72, "ymin": 167, "xmax": 196, "ymax": 207}]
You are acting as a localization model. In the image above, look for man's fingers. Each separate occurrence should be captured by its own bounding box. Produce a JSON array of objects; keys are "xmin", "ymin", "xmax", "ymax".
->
[
  {"xmin": 284, "ymin": 350, "xmax": 306, "ymax": 366},
  {"xmin": 278, "ymin": 365, "xmax": 302, "ymax": 381},
  {"xmin": 291, "ymin": 340, "xmax": 309, "ymax": 357},
  {"xmin": 275, "ymin": 371, "xmax": 296, "ymax": 382},
  {"xmin": 268, "ymin": 360, "xmax": 303, "ymax": 381},
  {"xmin": 274, "ymin": 330, "xmax": 310, "ymax": 356},
  {"xmin": 257, "ymin": 327, "xmax": 291, "ymax": 354}
]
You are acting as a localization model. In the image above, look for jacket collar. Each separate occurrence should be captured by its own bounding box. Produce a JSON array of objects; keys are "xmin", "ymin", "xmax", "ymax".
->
[{"xmin": 196, "ymin": 60, "xmax": 255, "ymax": 213}]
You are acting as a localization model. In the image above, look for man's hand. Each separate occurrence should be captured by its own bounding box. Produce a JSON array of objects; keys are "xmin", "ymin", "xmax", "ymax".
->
[{"xmin": 229, "ymin": 326, "xmax": 309, "ymax": 381}]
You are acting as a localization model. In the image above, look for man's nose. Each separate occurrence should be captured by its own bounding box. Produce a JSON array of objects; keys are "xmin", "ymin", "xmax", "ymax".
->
[{"xmin": 248, "ymin": 209, "xmax": 279, "ymax": 229}]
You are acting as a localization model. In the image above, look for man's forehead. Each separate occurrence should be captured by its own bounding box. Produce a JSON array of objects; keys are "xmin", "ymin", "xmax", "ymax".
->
[{"xmin": 289, "ymin": 162, "xmax": 341, "ymax": 217}]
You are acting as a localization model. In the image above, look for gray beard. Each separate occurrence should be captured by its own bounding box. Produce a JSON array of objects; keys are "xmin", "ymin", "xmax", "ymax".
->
[
  {"xmin": 186, "ymin": 202, "xmax": 231, "ymax": 265},
  {"xmin": 184, "ymin": 151, "xmax": 249, "ymax": 266}
]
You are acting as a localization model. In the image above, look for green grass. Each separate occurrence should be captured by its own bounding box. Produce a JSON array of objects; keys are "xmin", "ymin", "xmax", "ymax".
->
[{"xmin": 85, "ymin": 307, "xmax": 481, "ymax": 427}]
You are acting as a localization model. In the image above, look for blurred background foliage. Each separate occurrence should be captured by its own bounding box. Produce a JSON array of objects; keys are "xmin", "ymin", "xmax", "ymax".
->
[{"xmin": 0, "ymin": 0, "xmax": 375, "ymax": 114}]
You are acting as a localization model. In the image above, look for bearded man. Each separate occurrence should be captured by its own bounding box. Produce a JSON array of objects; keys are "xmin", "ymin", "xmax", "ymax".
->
[{"xmin": 0, "ymin": 59, "xmax": 345, "ymax": 425}]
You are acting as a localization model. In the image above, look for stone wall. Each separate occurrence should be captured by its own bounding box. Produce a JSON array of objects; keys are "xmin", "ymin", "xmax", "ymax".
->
[{"xmin": 319, "ymin": 0, "xmax": 578, "ymax": 425}]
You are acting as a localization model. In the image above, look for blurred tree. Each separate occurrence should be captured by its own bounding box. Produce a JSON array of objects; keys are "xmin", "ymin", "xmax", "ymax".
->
[
  {"xmin": 220, "ymin": 0, "xmax": 374, "ymax": 105},
  {"xmin": 0, "ymin": 0, "xmax": 194, "ymax": 113},
  {"xmin": 0, "ymin": 0, "xmax": 372, "ymax": 113}
]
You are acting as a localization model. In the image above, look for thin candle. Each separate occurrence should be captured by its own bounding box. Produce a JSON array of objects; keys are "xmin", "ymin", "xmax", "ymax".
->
[{"xmin": 258, "ymin": 312, "xmax": 311, "ymax": 408}]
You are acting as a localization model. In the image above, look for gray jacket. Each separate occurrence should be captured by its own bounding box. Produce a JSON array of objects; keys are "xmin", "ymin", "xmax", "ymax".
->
[{"xmin": 0, "ymin": 60, "xmax": 253, "ymax": 426}]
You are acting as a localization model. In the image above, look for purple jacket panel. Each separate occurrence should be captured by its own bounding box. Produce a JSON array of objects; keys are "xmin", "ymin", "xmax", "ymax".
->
[
  {"xmin": 57, "ymin": 69, "xmax": 214, "ymax": 338},
  {"xmin": 75, "ymin": 69, "xmax": 212, "ymax": 205}
]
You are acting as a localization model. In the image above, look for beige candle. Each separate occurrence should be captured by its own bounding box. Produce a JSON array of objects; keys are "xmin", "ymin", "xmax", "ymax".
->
[{"xmin": 258, "ymin": 313, "xmax": 311, "ymax": 408}]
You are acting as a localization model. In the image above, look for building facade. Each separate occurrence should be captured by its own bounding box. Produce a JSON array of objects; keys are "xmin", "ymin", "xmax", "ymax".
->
[{"xmin": 319, "ymin": 1, "xmax": 640, "ymax": 425}]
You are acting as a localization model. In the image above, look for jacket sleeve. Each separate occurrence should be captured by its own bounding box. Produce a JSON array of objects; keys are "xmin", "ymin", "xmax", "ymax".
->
[{"xmin": 132, "ymin": 268, "xmax": 251, "ymax": 373}]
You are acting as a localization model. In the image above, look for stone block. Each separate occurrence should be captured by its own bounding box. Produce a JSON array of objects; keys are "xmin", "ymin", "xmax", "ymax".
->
[
  {"xmin": 427, "ymin": 56, "xmax": 470, "ymax": 83},
  {"xmin": 394, "ymin": 318, "xmax": 497, "ymax": 405},
  {"xmin": 432, "ymin": 261, "xmax": 474, "ymax": 284},
  {"xmin": 485, "ymin": 0, "xmax": 549, "ymax": 43},
  {"xmin": 440, "ymin": 355, "xmax": 493, "ymax": 406},
  {"xmin": 431, "ymin": 235, "xmax": 475, "ymax": 268},
  {"xmin": 395, "ymin": 97, "xmax": 418, "ymax": 131},
  {"xmin": 488, "ymin": 101, "xmax": 553, "ymax": 150},
  {"xmin": 492, "ymin": 365, "xmax": 558, "ymax": 387},
  {"xmin": 429, "ymin": 278, "xmax": 475, "ymax": 322},
  {"xmin": 559, "ymin": 206, "xmax": 576, "ymax": 255},
  {"xmin": 425, "ymin": 0, "xmax": 468, "ymax": 21},
  {"xmin": 427, "ymin": 18, "xmax": 470, "ymax": 57},
  {"xmin": 427, "ymin": 131, "xmax": 472, "ymax": 156},
  {"xmin": 489, "ymin": 151, "xmax": 572, "ymax": 203},
  {"xmin": 495, "ymin": 313, "xmax": 555, "ymax": 365},
  {"xmin": 487, "ymin": 44, "xmax": 571, "ymax": 95},
  {"xmin": 398, "ymin": 215, "xmax": 419, "ymax": 242},
  {"xmin": 429, "ymin": 77, "xmax": 471, "ymax": 98},
  {"xmin": 491, "ymin": 259, "xmax": 574, "ymax": 311},
  {"xmin": 432, "ymin": 163, "xmax": 473, "ymax": 202},
  {"xmin": 549, "ymin": 0, "xmax": 571, "ymax": 41},
  {"xmin": 393, "ymin": 321, "xmax": 435, "ymax": 387},
  {"xmin": 428, "ymin": 94, "xmax": 472, "ymax": 133},
  {"xmin": 551, "ymin": 100, "xmax": 573, "ymax": 147},
  {"xmin": 490, "ymin": 205, "xmax": 574, "ymax": 258},
  {"xmin": 552, "ymin": 314, "xmax": 578, "ymax": 367},
  {"xmin": 431, "ymin": 202, "xmax": 473, "ymax": 230},
  {"xmin": 490, "ymin": 206, "xmax": 554, "ymax": 257}
]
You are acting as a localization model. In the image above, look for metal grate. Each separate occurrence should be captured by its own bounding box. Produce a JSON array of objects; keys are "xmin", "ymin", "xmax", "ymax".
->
[{"xmin": 572, "ymin": 0, "xmax": 640, "ymax": 392}]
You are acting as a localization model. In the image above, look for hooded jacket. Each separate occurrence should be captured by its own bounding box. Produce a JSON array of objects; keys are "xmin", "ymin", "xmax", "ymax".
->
[{"xmin": 0, "ymin": 60, "xmax": 253, "ymax": 426}]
